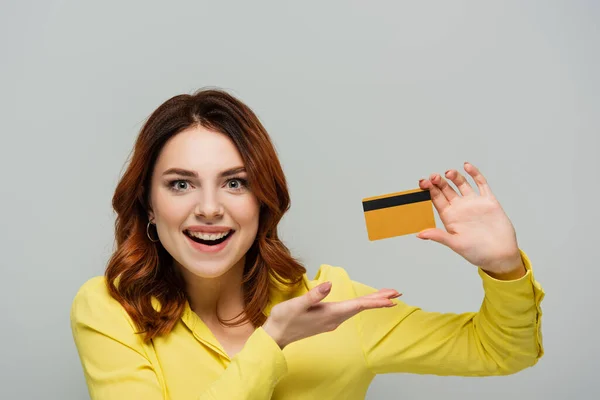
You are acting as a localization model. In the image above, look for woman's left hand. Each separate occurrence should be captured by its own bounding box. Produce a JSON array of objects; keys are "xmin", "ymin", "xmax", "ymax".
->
[{"xmin": 417, "ymin": 162, "xmax": 525, "ymax": 279}]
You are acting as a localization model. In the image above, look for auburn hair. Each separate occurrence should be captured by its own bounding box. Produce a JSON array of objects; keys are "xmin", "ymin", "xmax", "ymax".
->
[{"xmin": 105, "ymin": 88, "xmax": 306, "ymax": 342}]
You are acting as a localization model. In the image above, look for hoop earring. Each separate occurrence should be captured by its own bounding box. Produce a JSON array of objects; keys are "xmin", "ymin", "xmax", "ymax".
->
[{"xmin": 146, "ymin": 221, "xmax": 160, "ymax": 243}]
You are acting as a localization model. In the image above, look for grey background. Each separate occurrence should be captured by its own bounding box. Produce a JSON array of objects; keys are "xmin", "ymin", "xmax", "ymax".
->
[{"xmin": 1, "ymin": 1, "xmax": 598, "ymax": 399}]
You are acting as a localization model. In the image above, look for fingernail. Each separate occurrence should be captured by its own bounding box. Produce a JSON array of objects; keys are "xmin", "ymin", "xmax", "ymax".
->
[
  {"xmin": 319, "ymin": 282, "xmax": 332, "ymax": 294},
  {"xmin": 385, "ymin": 302, "xmax": 397, "ymax": 307},
  {"xmin": 445, "ymin": 170, "xmax": 451, "ymax": 175}
]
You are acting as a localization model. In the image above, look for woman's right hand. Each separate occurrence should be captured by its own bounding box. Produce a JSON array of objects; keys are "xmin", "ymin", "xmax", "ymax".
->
[{"xmin": 262, "ymin": 281, "xmax": 401, "ymax": 349}]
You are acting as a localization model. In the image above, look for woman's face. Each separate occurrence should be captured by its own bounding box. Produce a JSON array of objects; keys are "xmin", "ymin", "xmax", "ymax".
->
[{"xmin": 148, "ymin": 125, "xmax": 260, "ymax": 279}]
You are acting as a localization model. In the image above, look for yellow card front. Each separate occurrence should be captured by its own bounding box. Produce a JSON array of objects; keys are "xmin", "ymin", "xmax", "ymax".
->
[{"xmin": 362, "ymin": 188, "xmax": 436, "ymax": 241}]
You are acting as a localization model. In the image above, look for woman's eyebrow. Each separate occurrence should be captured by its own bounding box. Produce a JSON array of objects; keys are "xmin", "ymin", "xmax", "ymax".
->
[
  {"xmin": 162, "ymin": 167, "xmax": 246, "ymax": 178},
  {"xmin": 219, "ymin": 166, "xmax": 246, "ymax": 177},
  {"xmin": 162, "ymin": 168, "xmax": 197, "ymax": 178}
]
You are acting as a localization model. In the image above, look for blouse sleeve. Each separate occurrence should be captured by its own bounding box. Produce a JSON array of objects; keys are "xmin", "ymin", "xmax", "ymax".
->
[
  {"xmin": 70, "ymin": 278, "xmax": 288, "ymax": 400},
  {"xmin": 352, "ymin": 249, "xmax": 545, "ymax": 376},
  {"xmin": 70, "ymin": 278, "xmax": 167, "ymax": 399}
]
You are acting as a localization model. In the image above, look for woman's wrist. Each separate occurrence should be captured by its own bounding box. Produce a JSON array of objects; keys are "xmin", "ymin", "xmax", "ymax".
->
[
  {"xmin": 262, "ymin": 319, "xmax": 286, "ymax": 349},
  {"xmin": 483, "ymin": 258, "xmax": 527, "ymax": 281}
]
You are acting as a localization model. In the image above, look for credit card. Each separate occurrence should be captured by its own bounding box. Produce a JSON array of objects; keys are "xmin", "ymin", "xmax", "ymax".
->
[{"xmin": 362, "ymin": 188, "xmax": 436, "ymax": 241}]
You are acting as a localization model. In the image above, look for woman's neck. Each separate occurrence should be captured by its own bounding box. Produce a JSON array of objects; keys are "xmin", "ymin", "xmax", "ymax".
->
[{"xmin": 179, "ymin": 258, "xmax": 248, "ymax": 325}]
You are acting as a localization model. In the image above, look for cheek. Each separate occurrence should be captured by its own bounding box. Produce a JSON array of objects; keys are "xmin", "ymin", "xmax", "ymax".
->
[
  {"xmin": 230, "ymin": 196, "xmax": 260, "ymax": 230},
  {"xmin": 154, "ymin": 193, "xmax": 193, "ymax": 228}
]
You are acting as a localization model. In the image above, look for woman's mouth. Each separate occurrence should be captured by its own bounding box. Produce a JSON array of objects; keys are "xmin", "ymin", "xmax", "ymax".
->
[{"xmin": 183, "ymin": 229, "xmax": 234, "ymax": 253}]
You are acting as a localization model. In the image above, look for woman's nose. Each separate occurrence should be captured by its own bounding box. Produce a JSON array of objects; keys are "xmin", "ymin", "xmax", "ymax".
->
[{"xmin": 193, "ymin": 192, "xmax": 224, "ymax": 219}]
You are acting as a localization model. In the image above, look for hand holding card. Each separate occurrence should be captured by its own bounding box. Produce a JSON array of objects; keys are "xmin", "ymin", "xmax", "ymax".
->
[{"xmin": 362, "ymin": 163, "xmax": 526, "ymax": 278}]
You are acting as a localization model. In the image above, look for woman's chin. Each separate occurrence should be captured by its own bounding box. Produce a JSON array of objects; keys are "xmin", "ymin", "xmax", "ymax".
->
[{"xmin": 177, "ymin": 256, "xmax": 244, "ymax": 280}]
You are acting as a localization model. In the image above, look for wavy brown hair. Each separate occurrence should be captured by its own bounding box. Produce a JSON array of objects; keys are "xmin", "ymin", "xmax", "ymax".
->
[{"xmin": 105, "ymin": 88, "xmax": 306, "ymax": 342}]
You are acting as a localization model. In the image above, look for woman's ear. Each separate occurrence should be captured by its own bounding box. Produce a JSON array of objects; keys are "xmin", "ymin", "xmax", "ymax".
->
[
  {"xmin": 147, "ymin": 202, "xmax": 155, "ymax": 222},
  {"xmin": 144, "ymin": 187, "xmax": 155, "ymax": 222}
]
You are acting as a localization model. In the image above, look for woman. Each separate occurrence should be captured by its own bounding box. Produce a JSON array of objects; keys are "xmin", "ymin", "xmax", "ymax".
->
[{"xmin": 70, "ymin": 89, "xmax": 544, "ymax": 399}]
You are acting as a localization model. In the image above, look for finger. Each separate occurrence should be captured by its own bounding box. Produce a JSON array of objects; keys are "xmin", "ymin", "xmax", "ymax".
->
[
  {"xmin": 314, "ymin": 289, "xmax": 401, "ymax": 315},
  {"xmin": 297, "ymin": 281, "xmax": 332, "ymax": 310},
  {"xmin": 431, "ymin": 172, "xmax": 459, "ymax": 203},
  {"xmin": 333, "ymin": 296, "xmax": 398, "ymax": 320},
  {"xmin": 419, "ymin": 177, "xmax": 449, "ymax": 212},
  {"xmin": 308, "ymin": 297, "xmax": 398, "ymax": 335},
  {"xmin": 361, "ymin": 289, "xmax": 402, "ymax": 300},
  {"xmin": 463, "ymin": 162, "xmax": 492, "ymax": 197},
  {"xmin": 443, "ymin": 169, "xmax": 475, "ymax": 197},
  {"xmin": 417, "ymin": 227, "xmax": 456, "ymax": 248}
]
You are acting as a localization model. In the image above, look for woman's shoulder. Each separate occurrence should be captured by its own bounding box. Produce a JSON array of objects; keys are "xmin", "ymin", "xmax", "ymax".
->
[
  {"xmin": 70, "ymin": 275, "xmax": 135, "ymax": 331},
  {"xmin": 303, "ymin": 264, "xmax": 371, "ymax": 297},
  {"xmin": 310, "ymin": 264, "xmax": 351, "ymax": 283},
  {"xmin": 71, "ymin": 275, "xmax": 112, "ymax": 306}
]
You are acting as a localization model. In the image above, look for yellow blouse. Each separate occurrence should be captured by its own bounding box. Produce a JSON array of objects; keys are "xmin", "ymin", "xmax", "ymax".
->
[{"xmin": 70, "ymin": 249, "xmax": 544, "ymax": 399}]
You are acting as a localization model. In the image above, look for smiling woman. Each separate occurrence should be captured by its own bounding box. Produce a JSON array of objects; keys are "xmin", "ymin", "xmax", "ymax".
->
[
  {"xmin": 104, "ymin": 90, "xmax": 306, "ymax": 337},
  {"xmin": 70, "ymin": 88, "xmax": 545, "ymax": 400}
]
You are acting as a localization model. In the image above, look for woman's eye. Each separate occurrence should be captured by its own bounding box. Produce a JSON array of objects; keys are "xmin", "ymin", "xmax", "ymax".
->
[
  {"xmin": 227, "ymin": 178, "xmax": 247, "ymax": 190},
  {"xmin": 169, "ymin": 180, "xmax": 190, "ymax": 191}
]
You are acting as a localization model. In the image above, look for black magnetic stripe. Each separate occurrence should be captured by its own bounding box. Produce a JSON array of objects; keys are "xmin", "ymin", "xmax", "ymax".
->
[{"xmin": 362, "ymin": 190, "xmax": 431, "ymax": 212}]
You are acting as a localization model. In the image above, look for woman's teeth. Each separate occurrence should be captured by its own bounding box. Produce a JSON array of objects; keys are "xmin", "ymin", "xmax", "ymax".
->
[{"xmin": 186, "ymin": 230, "xmax": 231, "ymax": 241}]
